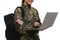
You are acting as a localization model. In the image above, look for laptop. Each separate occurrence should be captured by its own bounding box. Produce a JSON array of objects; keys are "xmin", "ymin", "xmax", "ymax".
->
[{"xmin": 29, "ymin": 12, "xmax": 58, "ymax": 30}]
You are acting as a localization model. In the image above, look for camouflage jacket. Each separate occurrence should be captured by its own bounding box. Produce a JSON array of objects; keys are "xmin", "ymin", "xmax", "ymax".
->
[{"xmin": 14, "ymin": 4, "xmax": 42, "ymax": 33}]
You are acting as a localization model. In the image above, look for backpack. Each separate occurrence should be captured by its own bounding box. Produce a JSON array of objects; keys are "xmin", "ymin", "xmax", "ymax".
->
[{"xmin": 4, "ymin": 7, "xmax": 24, "ymax": 40}]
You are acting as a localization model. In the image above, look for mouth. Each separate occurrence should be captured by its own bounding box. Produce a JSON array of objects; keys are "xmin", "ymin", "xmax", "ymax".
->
[{"xmin": 28, "ymin": 0, "xmax": 33, "ymax": 3}]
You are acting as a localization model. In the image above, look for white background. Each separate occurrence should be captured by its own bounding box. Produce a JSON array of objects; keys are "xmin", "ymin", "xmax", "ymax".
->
[{"xmin": 0, "ymin": 0, "xmax": 60, "ymax": 40}]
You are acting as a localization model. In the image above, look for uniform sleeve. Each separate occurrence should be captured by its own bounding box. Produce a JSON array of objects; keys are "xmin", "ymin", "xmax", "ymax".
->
[
  {"xmin": 14, "ymin": 7, "xmax": 23, "ymax": 22},
  {"xmin": 14, "ymin": 7, "xmax": 24, "ymax": 32},
  {"xmin": 34, "ymin": 9, "xmax": 42, "ymax": 27}
]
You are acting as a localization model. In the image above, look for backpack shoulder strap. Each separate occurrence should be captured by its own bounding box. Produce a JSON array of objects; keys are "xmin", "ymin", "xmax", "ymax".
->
[{"xmin": 17, "ymin": 7, "xmax": 25, "ymax": 19}]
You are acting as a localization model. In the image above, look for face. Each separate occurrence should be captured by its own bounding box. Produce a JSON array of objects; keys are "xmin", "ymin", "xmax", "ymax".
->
[{"xmin": 24, "ymin": 0, "xmax": 34, "ymax": 5}]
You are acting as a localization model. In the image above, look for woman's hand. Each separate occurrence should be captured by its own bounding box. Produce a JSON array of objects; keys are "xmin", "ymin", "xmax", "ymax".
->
[{"xmin": 34, "ymin": 22, "xmax": 40, "ymax": 27}]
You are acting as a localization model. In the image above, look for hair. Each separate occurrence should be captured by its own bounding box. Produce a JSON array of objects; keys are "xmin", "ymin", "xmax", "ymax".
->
[
  {"xmin": 22, "ymin": 0, "xmax": 24, "ymax": 3},
  {"xmin": 22, "ymin": 0, "xmax": 25, "ymax": 5}
]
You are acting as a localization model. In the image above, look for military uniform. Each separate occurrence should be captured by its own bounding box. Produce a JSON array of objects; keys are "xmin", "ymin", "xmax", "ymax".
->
[{"xmin": 14, "ymin": 4, "xmax": 42, "ymax": 40}]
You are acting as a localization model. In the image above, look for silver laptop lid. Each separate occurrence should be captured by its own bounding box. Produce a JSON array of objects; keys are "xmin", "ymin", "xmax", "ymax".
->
[{"xmin": 40, "ymin": 12, "xmax": 58, "ymax": 30}]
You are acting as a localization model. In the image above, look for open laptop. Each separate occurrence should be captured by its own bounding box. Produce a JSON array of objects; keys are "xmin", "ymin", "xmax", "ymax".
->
[{"xmin": 29, "ymin": 12, "xmax": 58, "ymax": 30}]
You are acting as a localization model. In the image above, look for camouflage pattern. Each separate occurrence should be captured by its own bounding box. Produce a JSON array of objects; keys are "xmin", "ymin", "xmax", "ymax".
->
[{"xmin": 14, "ymin": 4, "xmax": 42, "ymax": 40}]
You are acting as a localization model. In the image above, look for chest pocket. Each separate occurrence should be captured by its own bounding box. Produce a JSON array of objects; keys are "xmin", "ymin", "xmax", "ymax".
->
[{"xmin": 24, "ymin": 10, "xmax": 34, "ymax": 21}]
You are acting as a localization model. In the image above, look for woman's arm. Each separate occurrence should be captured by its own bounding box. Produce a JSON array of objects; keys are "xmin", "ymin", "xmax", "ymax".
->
[
  {"xmin": 14, "ymin": 7, "xmax": 24, "ymax": 25},
  {"xmin": 33, "ymin": 9, "xmax": 42, "ymax": 27}
]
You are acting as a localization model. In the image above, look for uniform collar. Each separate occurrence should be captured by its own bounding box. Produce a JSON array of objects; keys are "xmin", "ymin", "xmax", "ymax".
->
[{"xmin": 21, "ymin": 4, "xmax": 31, "ymax": 9}]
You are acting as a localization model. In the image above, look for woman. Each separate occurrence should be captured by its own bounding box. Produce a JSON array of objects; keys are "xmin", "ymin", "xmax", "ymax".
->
[{"xmin": 14, "ymin": 0, "xmax": 42, "ymax": 40}]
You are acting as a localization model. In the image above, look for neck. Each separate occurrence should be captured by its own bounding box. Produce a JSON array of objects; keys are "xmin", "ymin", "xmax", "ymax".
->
[{"xmin": 23, "ymin": 2, "xmax": 28, "ymax": 6}]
